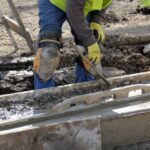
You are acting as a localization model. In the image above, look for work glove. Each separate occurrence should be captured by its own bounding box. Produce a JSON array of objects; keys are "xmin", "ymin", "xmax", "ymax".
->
[
  {"xmin": 87, "ymin": 42, "xmax": 102, "ymax": 65},
  {"xmin": 90, "ymin": 22, "xmax": 105, "ymax": 43},
  {"xmin": 34, "ymin": 44, "xmax": 60, "ymax": 82},
  {"xmin": 77, "ymin": 42, "xmax": 103, "ymax": 76}
]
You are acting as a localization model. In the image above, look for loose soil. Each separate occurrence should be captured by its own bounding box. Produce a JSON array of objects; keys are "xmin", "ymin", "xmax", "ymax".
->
[{"xmin": 0, "ymin": 85, "xmax": 104, "ymax": 120}]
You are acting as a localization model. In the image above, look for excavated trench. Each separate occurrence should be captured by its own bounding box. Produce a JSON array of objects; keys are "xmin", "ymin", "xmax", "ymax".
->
[
  {"xmin": 0, "ymin": 43, "xmax": 150, "ymax": 120},
  {"xmin": 0, "ymin": 44, "xmax": 150, "ymax": 94}
]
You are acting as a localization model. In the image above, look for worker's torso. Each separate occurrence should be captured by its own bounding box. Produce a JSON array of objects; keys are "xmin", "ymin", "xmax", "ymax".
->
[{"xmin": 50, "ymin": 0, "xmax": 112, "ymax": 16}]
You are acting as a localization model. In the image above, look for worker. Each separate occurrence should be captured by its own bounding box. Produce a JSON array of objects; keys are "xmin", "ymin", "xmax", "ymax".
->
[
  {"xmin": 140, "ymin": 0, "xmax": 150, "ymax": 7},
  {"xmin": 34, "ymin": 0, "xmax": 112, "ymax": 89}
]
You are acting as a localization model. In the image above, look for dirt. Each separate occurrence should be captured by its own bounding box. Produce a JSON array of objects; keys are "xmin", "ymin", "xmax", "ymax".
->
[
  {"xmin": 0, "ymin": 68, "xmax": 75, "ymax": 94},
  {"xmin": 0, "ymin": 84, "xmax": 106, "ymax": 120},
  {"xmin": 136, "ymin": 7, "xmax": 150, "ymax": 15},
  {"xmin": 0, "ymin": 75, "xmax": 147, "ymax": 121},
  {"xmin": 0, "ymin": 76, "xmax": 33, "ymax": 94},
  {"xmin": 102, "ymin": 45, "xmax": 150, "ymax": 74}
]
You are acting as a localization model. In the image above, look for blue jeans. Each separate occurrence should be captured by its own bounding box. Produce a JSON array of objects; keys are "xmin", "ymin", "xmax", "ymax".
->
[{"xmin": 35, "ymin": 0, "xmax": 94, "ymax": 89}]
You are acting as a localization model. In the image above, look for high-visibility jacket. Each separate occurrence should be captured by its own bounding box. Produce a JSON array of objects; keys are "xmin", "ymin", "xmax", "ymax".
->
[
  {"xmin": 140, "ymin": 0, "xmax": 150, "ymax": 7},
  {"xmin": 50, "ymin": 0, "xmax": 112, "ymax": 16}
]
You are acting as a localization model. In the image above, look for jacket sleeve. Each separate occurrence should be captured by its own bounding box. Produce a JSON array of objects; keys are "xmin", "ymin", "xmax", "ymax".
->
[
  {"xmin": 66, "ymin": 0, "xmax": 96, "ymax": 47},
  {"xmin": 90, "ymin": 9, "xmax": 106, "ymax": 24}
]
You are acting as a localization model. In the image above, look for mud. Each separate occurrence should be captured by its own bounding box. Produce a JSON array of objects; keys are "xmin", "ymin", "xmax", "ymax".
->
[
  {"xmin": 0, "ymin": 84, "xmax": 104, "ymax": 120},
  {"xmin": 136, "ymin": 7, "xmax": 150, "ymax": 15},
  {"xmin": 102, "ymin": 45, "xmax": 150, "ymax": 74},
  {"xmin": 0, "ymin": 76, "xmax": 147, "ymax": 121},
  {"xmin": 0, "ymin": 76, "xmax": 33, "ymax": 94},
  {"xmin": 0, "ymin": 67, "xmax": 75, "ymax": 94}
]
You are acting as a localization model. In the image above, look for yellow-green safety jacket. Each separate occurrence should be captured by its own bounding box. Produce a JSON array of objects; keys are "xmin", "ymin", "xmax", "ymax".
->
[
  {"xmin": 50, "ymin": 0, "xmax": 112, "ymax": 16},
  {"xmin": 140, "ymin": 0, "xmax": 150, "ymax": 7}
]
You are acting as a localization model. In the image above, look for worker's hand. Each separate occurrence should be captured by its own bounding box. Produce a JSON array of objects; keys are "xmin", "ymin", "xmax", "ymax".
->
[
  {"xmin": 87, "ymin": 42, "xmax": 102, "ymax": 65},
  {"xmin": 90, "ymin": 22, "xmax": 105, "ymax": 43},
  {"xmin": 77, "ymin": 42, "xmax": 102, "ymax": 74}
]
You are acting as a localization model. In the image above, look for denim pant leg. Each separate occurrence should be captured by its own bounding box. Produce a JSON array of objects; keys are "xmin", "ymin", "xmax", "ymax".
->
[
  {"xmin": 34, "ymin": 0, "xmax": 66, "ymax": 89},
  {"xmin": 38, "ymin": 0, "xmax": 66, "ymax": 34},
  {"xmin": 71, "ymin": 13, "xmax": 94, "ymax": 83},
  {"xmin": 75, "ymin": 64, "xmax": 94, "ymax": 83}
]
